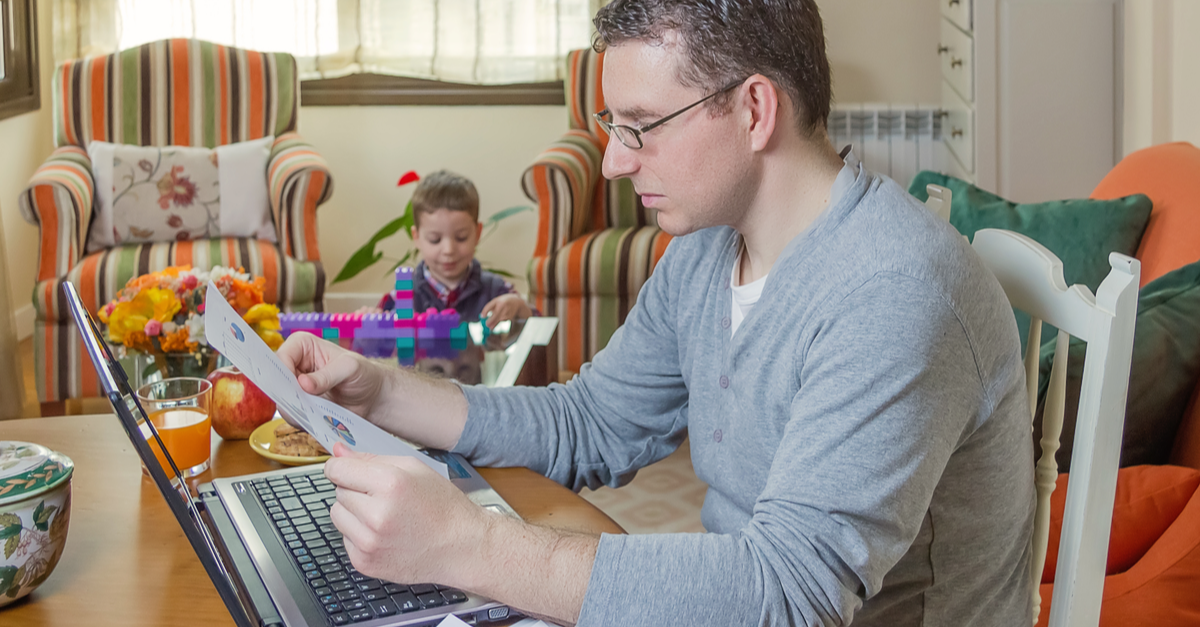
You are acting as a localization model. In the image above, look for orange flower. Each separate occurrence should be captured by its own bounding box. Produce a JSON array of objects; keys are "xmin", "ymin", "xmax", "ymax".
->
[
  {"xmin": 159, "ymin": 328, "xmax": 197, "ymax": 353},
  {"xmin": 106, "ymin": 288, "xmax": 181, "ymax": 344},
  {"xmin": 244, "ymin": 303, "xmax": 283, "ymax": 350}
]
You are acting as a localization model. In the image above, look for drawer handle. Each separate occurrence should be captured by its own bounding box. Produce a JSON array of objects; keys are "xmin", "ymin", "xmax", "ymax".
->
[
  {"xmin": 938, "ymin": 45, "xmax": 950, "ymax": 55},
  {"xmin": 951, "ymin": 57, "xmax": 963, "ymax": 68},
  {"xmin": 949, "ymin": 0, "xmax": 961, "ymax": 5},
  {"xmin": 951, "ymin": 128, "xmax": 964, "ymax": 138}
]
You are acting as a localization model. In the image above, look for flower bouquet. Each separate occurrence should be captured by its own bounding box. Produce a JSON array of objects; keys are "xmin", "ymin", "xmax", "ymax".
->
[{"xmin": 97, "ymin": 266, "xmax": 283, "ymax": 379}]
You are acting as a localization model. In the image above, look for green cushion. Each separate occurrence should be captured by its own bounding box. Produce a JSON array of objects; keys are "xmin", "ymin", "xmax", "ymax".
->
[
  {"xmin": 909, "ymin": 171, "xmax": 1153, "ymax": 349},
  {"xmin": 1033, "ymin": 260, "xmax": 1200, "ymax": 471}
]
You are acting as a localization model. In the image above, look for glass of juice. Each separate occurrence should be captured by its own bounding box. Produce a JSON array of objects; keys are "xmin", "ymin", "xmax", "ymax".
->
[{"xmin": 136, "ymin": 377, "xmax": 213, "ymax": 478}]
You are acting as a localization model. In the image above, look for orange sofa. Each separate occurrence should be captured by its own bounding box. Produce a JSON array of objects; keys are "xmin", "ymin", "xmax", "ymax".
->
[{"xmin": 1035, "ymin": 142, "xmax": 1200, "ymax": 626}]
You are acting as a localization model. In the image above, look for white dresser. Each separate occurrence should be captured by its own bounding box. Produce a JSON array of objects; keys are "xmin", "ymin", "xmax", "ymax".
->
[{"xmin": 938, "ymin": 0, "xmax": 1120, "ymax": 203}]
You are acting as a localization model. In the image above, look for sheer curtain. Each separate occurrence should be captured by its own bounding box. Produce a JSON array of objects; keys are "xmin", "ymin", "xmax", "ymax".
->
[{"xmin": 52, "ymin": 0, "xmax": 599, "ymax": 84}]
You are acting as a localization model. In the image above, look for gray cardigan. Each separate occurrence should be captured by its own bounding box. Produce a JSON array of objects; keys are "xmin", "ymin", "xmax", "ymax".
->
[{"xmin": 454, "ymin": 155, "xmax": 1035, "ymax": 626}]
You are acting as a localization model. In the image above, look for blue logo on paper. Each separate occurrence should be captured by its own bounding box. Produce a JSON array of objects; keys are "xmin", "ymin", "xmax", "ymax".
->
[
  {"xmin": 323, "ymin": 415, "xmax": 356, "ymax": 446},
  {"xmin": 230, "ymin": 324, "xmax": 245, "ymax": 342}
]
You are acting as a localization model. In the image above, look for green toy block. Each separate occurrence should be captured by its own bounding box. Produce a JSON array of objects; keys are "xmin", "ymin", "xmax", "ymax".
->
[
  {"xmin": 449, "ymin": 323, "xmax": 468, "ymax": 340},
  {"xmin": 396, "ymin": 336, "xmax": 415, "ymax": 349},
  {"xmin": 396, "ymin": 308, "xmax": 413, "ymax": 319},
  {"xmin": 394, "ymin": 280, "xmax": 414, "ymax": 291},
  {"xmin": 321, "ymin": 328, "xmax": 338, "ymax": 340}
]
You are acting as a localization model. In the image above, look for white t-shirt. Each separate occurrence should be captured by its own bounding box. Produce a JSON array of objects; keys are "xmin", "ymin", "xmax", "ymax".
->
[{"xmin": 729, "ymin": 153, "xmax": 858, "ymax": 336}]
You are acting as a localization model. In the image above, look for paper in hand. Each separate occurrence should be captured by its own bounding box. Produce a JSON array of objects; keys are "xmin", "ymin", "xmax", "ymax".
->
[{"xmin": 203, "ymin": 281, "xmax": 447, "ymax": 478}]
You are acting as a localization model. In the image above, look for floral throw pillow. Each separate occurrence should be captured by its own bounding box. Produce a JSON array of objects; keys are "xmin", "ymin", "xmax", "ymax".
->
[{"xmin": 86, "ymin": 137, "xmax": 275, "ymax": 252}]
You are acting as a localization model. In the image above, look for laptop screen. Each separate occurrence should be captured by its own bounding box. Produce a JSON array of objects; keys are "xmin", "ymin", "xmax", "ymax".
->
[{"xmin": 62, "ymin": 282, "xmax": 254, "ymax": 627}]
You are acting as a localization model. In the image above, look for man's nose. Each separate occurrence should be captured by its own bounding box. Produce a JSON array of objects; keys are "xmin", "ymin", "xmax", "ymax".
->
[{"xmin": 601, "ymin": 136, "xmax": 639, "ymax": 180}]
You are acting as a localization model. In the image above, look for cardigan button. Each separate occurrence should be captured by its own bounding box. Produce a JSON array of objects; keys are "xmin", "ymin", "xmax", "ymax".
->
[
  {"xmin": 719, "ymin": 375, "xmax": 729, "ymax": 388},
  {"xmin": 721, "ymin": 317, "xmax": 730, "ymax": 329},
  {"xmin": 713, "ymin": 429, "xmax": 723, "ymax": 443}
]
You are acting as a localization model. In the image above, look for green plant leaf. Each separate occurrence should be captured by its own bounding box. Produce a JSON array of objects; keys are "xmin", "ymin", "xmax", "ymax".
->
[
  {"xmin": 0, "ymin": 566, "xmax": 15, "ymax": 596},
  {"xmin": 331, "ymin": 214, "xmax": 410, "ymax": 284},
  {"xmin": 0, "ymin": 514, "xmax": 21, "ymax": 541},
  {"xmin": 384, "ymin": 250, "xmax": 418, "ymax": 277},
  {"xmin": 6, "ymin": 565, "xmax": 23, "ymax": 597},
  {"xmin": 482, "ymin": 204, "xmax": 533, "ymax": 226},
  {"xmin": 484, "ymin": 267, "xmax": 519, "ymax": 279},
  {"xmin": 34, "ymin": 504, "xmax": 57, "ymax": 532},
  {"xmin": 3, "ymin": 535, "xmax": 17, "ymax": 560}
]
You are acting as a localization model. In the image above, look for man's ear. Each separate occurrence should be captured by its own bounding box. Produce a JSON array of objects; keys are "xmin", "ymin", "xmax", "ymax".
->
[
  {"xmin": 411, "ymin": 225, "xmax": 420, "ymax": 239},
  {"xmin": 743, "ymin": 75, "xmax": 780, "ymax": 152},
  {"xmin": 475, "ymin": 222, "xmax": 483, "ymax": 240}
]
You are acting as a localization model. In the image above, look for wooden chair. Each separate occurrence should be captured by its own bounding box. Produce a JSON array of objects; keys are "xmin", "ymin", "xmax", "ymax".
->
[{"xmin": 972, "ymin": 229, "xmax": 1140, "ymax": 626}]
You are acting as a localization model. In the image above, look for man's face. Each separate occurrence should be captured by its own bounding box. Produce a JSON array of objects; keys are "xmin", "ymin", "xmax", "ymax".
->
[{"xmin": 600, "ymin": 38, "xmax": 756, "ymax": 236}]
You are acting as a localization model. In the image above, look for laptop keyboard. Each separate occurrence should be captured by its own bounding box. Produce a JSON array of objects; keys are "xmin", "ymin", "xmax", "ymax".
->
[{"xmin": 250, "ymin": 470, "xmax": 469, "ymax": 625}]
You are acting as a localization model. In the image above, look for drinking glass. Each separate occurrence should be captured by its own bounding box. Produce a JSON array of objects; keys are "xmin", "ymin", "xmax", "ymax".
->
[{"xmin": 136, "ymin": 377, "xmax": 213, "ymax": 478}]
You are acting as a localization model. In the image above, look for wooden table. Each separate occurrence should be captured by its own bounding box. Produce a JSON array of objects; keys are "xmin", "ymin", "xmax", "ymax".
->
[{"xmin": 1, "ymin": 414, "xmax": 622, "ymax": 626}]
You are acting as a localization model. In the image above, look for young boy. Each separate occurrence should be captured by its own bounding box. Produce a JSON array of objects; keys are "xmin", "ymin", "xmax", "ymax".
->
[{"xmin": 379, "ymin": 170, "xmax": 533, "ymax": 327}]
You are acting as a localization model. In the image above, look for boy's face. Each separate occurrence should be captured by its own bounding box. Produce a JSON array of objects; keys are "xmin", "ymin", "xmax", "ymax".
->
[{"xmin": 412, "ymin": 208, "xmax": 483, "ymax": 287}]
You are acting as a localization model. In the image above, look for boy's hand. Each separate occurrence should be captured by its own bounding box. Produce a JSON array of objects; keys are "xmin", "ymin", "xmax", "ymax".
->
[{"xmin": 480, "ymin": 294, "xmax": 532, "ymax": 329}]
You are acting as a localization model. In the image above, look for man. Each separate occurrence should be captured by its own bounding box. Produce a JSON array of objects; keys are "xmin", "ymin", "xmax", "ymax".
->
[{"xmin": 280, "ymin": 1, "xmax": 1036, "ymax": 625}]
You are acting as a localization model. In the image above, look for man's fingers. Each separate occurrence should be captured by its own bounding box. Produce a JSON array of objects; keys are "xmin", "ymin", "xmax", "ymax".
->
[
  {"xmin": 300, "ymin": 353, "xmax": 359, "ymax": 396},
  {"xmin": 324, "ymin": 454, "xmax": 394, "ymax": 493},
  {"xmin": 275, "ymin": 333, "xmax": 312, "ymax": 376}
]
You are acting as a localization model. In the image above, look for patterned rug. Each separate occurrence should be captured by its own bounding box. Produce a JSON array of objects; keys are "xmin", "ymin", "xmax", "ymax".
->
[{"xmin": 578, "ymin": 438, "xmax": 707, "ymax": 534}]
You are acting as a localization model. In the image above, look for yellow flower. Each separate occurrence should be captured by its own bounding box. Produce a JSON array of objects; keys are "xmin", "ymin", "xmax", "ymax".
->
[
  {"xmin": 105, "ymin": 289, "xmax": 182, "ymax": 344},
  {"xmin": 244, "ymin": 303, "xmax": 283, "ymax": 350}
]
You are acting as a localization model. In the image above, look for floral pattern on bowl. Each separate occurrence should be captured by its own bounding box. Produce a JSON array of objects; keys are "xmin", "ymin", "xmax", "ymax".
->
[{"xmin": 0, "ymin": 442, "xmax": 74, "ymax": 607}]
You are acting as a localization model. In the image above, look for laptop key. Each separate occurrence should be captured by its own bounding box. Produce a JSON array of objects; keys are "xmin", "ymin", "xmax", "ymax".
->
[
  {"xmin": 289, "ymin": 540, "xmax": 304, "ymax": 550},
  {"xmin": 335, "ymin": 548, "xmax": 348, "ymax": 557},
  {"xmin": 305, "ymin": 570, "xmax": 323, "ymax": 580},
  {"xmin": 319, "ymin": 524, "xmax": 338, "ymax": 534},
  {"xmin": 267, "ymin": 507, "xmax": 283, "ymax": 515},
  {"xmin": 383, "ymin": 583, "xmax": 407, "ymax": 595},
  {"xmin": 315, "ymin": 587, "xmax": 332, "ymax": 597},
  {"xmin": 330, "ymin": 614, "xmax": 349, "ymax": 625},
  {"xmin": 304, "ymin": 538, "xmax": 328, "ymax": 550},
  {"xmin": 300, "ymin": 493, "xmax": 326, "ymax": 504},
  {"xmin": 441, "ymin": 590, "xmax": 468, "ymax": 604},
  {"xmin": 296, "ymin": 487, "xmax": 315, "ymax": 496},
  {"xmin": 292, "ymin": 548, "xmax": 308, "ymax": 558},
  {"xmin": 309, "ymin": 578, "xmax": 327, "ymax": 589},
  {"xmin": 271, "ymin": 513, "xmax": 288, "ymax": 522},
  {"xmin": 369, "ymin": 600, "xmax": 397, "ymax": 617},
  {"xmin": 362, "ymin": 589, "xmax": 388, "ymax": 602},
  {"xmin": 337, "ymin": 590, "xmax": 360, "ymax": 601},
  {"xmin": 325, "ymin": 572, "xmax": 348, "ymax": 583},
  {"xmin": 277, "ymin": 525, "xmax": 295, "ymax": 536},
  {"xmin": 296, "ymin": 524, "xmax": 318, "ymax": 534},
  {"xmin": 417, "ymin": 590, "xmax": 446, "ymax": 605},
  {"xmin": 390, "ymin": 592, "xmax": 420, "ymax": 612},
  {"xmin": 348, "ymin": 608, "xmax": 374, "ymax": 622},
  {"xmin": 417, "ymin": 592, "xmax": 444, "ymax": 607},
  {"xmin": 280, "ymin": 497, "xmax": 303, "ymax": 511},
  {"xmin": 324, "ymin": 602, "xmax": 341, "ymax": 614},
  {"xmin": 329, "ymin": 538, "xmax": 345, "ymax": 549},
  {"xmin": 320, "ymin": 563, "xmax": 343, "ymax": 574},
  {"xmin": 301, "ymin": 562, "xmax": 318, "ymax": 572},
  {"xmin": 409, "ymin": 584, "xmax": 436, "ymax": 595},
  {"xmin": 357, "ymin": 580, "xmax": 381, "ymax": 591},
  {"xmin": 331, "ymin": 582, "xmax": 355, "ymax": 592},
  {"xmin": 316, "ymin": 555, "xmax": 339, "ymax": 566},
  {"xmin": 306, "ymin": 501, "xmax": 325, "ymax": 512},
  {"xmin": 285, "ymin": 533, "xmax": 300, "ymax": 542},
  {"xmin": 310, "ymin": 546, "xmax": 332, "ymax": 557},
  {"xmin": 341, "ymin": 599, "xmax": 366, "ymax": 611},
  {"xmin": 350, "ymin": 572, "xmax": 369, "ymax": 583}
]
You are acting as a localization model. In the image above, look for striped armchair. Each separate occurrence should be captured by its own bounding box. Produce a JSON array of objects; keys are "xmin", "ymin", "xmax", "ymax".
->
[
  {"xmin": 19, "ymin": 39, "xmax": 333, "ymax": 406},
  {"xmin": 523, "ymin": 48, "xmax": 672, "ymax": 373}
]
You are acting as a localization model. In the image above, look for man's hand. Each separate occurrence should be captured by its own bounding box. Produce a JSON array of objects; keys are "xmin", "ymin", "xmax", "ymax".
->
[
  {"xmin": 324, "ymin": 443, "xmax": 598, "ymax": 624},
  {"xmin": 480, "ymin": 294, "xmax": 533, "ymax": 329},
  {"xmin": 276, "ymin": 332, "xmax": 385, "ymax": 420},
  {"xmin": 323, "ymin": 443, "xmax": 489, "ymax": 589}
]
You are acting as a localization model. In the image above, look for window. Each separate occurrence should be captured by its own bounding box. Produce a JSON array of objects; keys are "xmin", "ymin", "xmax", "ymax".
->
[
  {"xmin": 0, "ymin": 0, "xmax": 39, "ymax": 121},
  {"xmin": 57, "ymin": 0, "xmax": 597, "ymax": 106}
]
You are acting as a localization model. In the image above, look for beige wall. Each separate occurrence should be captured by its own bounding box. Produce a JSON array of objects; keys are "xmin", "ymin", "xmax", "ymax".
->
[
  {"xmin": 822, "ymin": 0, "xmax": 943, "ymax": 105},
  {"xmin": 1, "ymin": 0, "xmax": 55, "ymax": 337},
  {"xmin": 1124, "ymin": 0, "xmax": 1200, "ymax": 154},
  {"xmin": 299, "ymin": 105, "xmax": 568, "ymax": 301}
]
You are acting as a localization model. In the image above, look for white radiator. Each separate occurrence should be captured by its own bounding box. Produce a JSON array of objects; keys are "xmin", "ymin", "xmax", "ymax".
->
[{"xmin": 827, "ymin": 104, "xmax": 945, "ymax": 188}]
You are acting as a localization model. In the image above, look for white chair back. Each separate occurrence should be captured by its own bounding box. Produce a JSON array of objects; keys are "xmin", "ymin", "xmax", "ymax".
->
[
  {"xmin": 972, "ymin": 229, "xmax": 1139, "ymax": 627},
  {"xmin": 924, "ymin": 184, "xmax": 953, "ymax": 221}
]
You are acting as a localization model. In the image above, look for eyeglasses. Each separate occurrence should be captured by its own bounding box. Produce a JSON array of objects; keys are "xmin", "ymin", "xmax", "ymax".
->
[{"xmin": 593, "ymin": 78, "xmax": 746, "ymax": 150}]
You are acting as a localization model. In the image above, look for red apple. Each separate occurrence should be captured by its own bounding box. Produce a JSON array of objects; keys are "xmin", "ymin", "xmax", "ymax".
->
[{"xmin": 207, "ymin": 366, "xmax": 277, "ymax": 440}]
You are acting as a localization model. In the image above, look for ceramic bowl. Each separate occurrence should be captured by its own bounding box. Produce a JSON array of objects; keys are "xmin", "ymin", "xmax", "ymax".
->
[{"xmin": 0, "ymin": 441, "xmax": 74, "ymax": 607}]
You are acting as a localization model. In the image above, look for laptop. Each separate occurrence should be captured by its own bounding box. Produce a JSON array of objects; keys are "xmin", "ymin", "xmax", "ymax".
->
[{"xmin": 63, "ymin": 282, "xmax": 519, "ymax": 627}]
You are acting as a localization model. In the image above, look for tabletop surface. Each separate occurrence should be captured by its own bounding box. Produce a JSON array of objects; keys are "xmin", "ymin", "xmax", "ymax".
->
[{"xmin": 0, "ymin": 413, "xmax": 620, "ymax": 626}]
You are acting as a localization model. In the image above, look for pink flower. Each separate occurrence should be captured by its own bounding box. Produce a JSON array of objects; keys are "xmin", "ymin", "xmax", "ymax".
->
[
  {"xmin": 157, "ymin": 166, "xmax": 198, "ymax": 209},
  {"xmin": 182, "ymin": 275, "xmax": 198, "ymax": 290},
  {"xmin": 144, "ymin": 319, "xmax": 163, "ymax": 336},
  {"xmin": 104, "ymin": 302, "xmax": 116, "ymax": 317},
  {"xmin": 197, "ymin": 303, "xmax": 205, "ymax": 314}
]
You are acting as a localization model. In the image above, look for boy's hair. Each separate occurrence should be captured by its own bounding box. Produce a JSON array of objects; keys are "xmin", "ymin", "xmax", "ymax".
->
[
  {"xmin": 412, "ymin": 170, "xmax": 480, "ymax": 226},
  {"xmin": 593, "ymin": 0, "xmax": 832, "ymax": 137}
]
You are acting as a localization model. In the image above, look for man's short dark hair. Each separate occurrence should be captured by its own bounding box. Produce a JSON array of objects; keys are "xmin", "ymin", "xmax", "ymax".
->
[
  {"xmin": 411, "ymin": 170, "xmax": 480, "ymax": 227},
  {"xmin": 593, "ymin": 0, "xmax": 832, "ymax": 136}
]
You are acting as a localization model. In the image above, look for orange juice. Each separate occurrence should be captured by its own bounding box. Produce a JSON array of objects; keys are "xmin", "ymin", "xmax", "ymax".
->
[{"xmin": 143, "ymin": 408, "xmax": 212, "ymax": 474}]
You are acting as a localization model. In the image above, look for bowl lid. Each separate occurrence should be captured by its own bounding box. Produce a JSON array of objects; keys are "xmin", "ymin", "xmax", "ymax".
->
[{"xmin": 0, "ymin": 442, "xmax": 75, "ymax": 506}]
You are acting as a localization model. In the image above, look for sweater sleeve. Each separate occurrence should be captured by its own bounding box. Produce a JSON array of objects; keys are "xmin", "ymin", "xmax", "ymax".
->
[
  {"xmin": 576, "ymin": 273, "xmax": 992, "ymax": 626},
  {"xmin": 452, "ymin": 241, "xmax": 690, "ymax": 491}
]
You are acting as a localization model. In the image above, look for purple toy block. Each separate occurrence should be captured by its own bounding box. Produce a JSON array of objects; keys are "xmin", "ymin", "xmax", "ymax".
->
[
  {"xmin": 393, "ymin": 298, "xmax": 413, "ymax": 311},
  {"xmin": 417, "ymin": 327, "xmax": 436, "ymax": 340}
]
